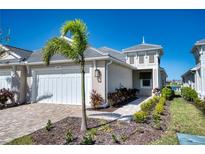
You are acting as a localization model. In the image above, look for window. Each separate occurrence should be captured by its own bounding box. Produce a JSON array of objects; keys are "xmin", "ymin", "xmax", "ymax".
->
[
  {"xmin": 129, "ymin": 56, "xmax": 134, "ymax": 64},
  {"xmin": 139, "ymin": 55, "xmax": 144, "ymax": 64},
  {"xmin": 149, "ymin": 55, "xmax": 154, "ymax": 63},
  {"xmin": 140, "ymin": 72, "xmax": 152, "ymax": 88},
  {"xmin": 142, "ymin": 79, "xmax": 151, "ymax": 87}
]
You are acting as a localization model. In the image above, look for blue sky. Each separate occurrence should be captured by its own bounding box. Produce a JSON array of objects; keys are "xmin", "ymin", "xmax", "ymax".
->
[{"xmin": 0, "ymin": 9, "xmax": 205, "ymax": 80}]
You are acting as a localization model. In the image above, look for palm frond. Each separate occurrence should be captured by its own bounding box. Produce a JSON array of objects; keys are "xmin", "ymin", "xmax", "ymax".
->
[
  {"xmin": 61, "ymin": 19, "xmax": 88, "ymax": 58},
  {"xmin": 42, "ymin": 37, "xmax": 72, "ymax": 65}
]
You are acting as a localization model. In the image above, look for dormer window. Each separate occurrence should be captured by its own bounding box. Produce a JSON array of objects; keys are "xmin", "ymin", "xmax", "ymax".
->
[
  {"xmin": 139, "ymin": 55, "xmax": 144, "ymax": 64},
  {"xmin": 149, "ymin": 54, "xmax": 154, "ymax": 63},
  {"xmin": 129, "ymin": 56, "xmax": 134, "ymax": 64}
]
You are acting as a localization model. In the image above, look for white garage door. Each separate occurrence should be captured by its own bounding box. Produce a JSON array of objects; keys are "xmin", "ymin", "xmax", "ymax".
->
[
  {"xmin": 0, "ymin": 71, "xmax": 11, "ymax": 89},
  {"xmin": 34, "ymin": 68, "xmax": 91, "ymax": 105}
]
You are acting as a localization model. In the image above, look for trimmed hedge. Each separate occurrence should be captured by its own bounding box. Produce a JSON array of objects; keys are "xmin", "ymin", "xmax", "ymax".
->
[{"xmin": 181, "ymin": 87, "xmax": 198, "ymax": 102}]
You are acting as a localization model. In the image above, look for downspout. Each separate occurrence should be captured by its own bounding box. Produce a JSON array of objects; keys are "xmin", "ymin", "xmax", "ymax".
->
[{"xmin": 105, "ymin": 60, "xmax": 112, "ymax": 104}]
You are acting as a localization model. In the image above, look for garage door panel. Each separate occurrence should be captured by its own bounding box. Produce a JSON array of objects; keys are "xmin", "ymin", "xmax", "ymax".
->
[{"xmin": 34, "ymin": 69, "xmax": 91, "ymax": 105}]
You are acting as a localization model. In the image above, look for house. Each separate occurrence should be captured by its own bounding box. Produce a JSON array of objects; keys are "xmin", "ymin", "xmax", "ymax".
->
[
  {"xmin": 181, "ymin": 39, "xmax": 205, "ymax": 99},
  {"xmin": 0, "ymin": 38, "xmax": 167, "ymax": 105}
]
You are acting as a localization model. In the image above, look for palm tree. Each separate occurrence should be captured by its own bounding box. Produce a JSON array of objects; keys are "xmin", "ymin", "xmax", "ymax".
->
[{"xmin": 42, "ymin": 19, "xmax": 88, "ymax": 131}]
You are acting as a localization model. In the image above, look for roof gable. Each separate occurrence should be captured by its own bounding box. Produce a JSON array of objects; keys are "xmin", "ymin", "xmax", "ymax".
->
[
  {"xmin": 98, "ymin": 46, "xmax": 126, "ymax": 62},
  {"xmin": 122, "ymin": 43, "xmax": 162, "ymax": 52},
  {"xmin": 0, "ymin": 44, "xmax": 33, "ymax": 64}
]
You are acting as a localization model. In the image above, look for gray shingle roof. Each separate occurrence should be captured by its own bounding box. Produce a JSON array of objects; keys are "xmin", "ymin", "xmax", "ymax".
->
[
  {"xmin": 27, "ymin": 46, "xmax": 107, "ymax": 63},
  {"xmin": 123, "ymin": 43, "xmax": 162, "ymax": 52},
  {"xmin": 0, "ymin": 45, "xmax": 33, "ymax": 64},
  {"xmin": 98, "ymin": 47, "xmax": 126, "ymax": 62},
  {"xmin": 5, "ymin": 45, "xmax": 33, "ymax": 60},
  {"xmin": 0, "ymin": 59, "xmax": 22, "ymax": 64}
]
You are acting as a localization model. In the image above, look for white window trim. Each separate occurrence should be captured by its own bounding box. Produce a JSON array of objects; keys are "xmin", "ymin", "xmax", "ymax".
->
[{"xmin": 140, "ymin": 79, "xmax": 152, "ymax": 89}]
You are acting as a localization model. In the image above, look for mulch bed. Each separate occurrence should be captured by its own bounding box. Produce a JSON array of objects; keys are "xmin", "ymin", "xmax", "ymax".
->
[
  {"xmin": 30, "ymin": 101, "xmax": 171, "ymax": 145},
  {"xmin": 87, "ymin": 97, "xmax": 138, "ymax": 112}
]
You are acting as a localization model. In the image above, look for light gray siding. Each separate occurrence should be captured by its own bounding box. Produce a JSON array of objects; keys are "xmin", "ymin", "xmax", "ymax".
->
[{"xmin": 108, "ymin": 63, "xmax": 133, "ymax": 93}]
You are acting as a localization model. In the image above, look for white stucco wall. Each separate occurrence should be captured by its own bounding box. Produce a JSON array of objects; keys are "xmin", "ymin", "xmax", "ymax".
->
[{"xmin": 108, "ymin": 62, "xmax": 133, "ymax": 93}]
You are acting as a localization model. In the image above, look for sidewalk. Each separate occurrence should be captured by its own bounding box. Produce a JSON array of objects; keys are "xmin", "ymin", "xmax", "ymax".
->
[{"xmin": 88, "ymin": 96, "xmax": 151, "ymax": 122}]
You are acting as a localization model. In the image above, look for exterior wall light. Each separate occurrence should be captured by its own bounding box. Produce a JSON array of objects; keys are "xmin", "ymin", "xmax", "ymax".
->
[{"xmin": 95, "ymin": 69, "xmax": 101, "ymax": 77}]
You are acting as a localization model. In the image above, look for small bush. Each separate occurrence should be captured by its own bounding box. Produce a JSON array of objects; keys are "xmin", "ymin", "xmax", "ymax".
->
[
  {"xmin": 159, "ymin": 97, "xmax": 166, "ymax": 105},
  {"xmin": 90, "ymin": 90, "xmax": 104, "ymax": 109},
  {"xmin": 152, "ymin": 96, "xmax": 160, "ymax": 103},
  {"xmin": 46, "ymin": 120, "xmax": 53, "ymax": 131},
  {"xmin": 88, "ymin": 128, "xmax": 97, "ymax": 138},
  {"xmin": 65, "ymin": 129, "xmax": 73, "ymax": 144},
  {"xmin": 112, "ymin": 134, "xmax": 120, "ymax": 144},
  {"xmin": 133, "ymin": 111, "xmax": 148, "ymax": 123},
  {"xmin": 181, "ymin": 87, "xmax": 198, "ymax": 102},
  {"xmin": 152, "ymin": 111, "xmax": 161, "ymax": 121},
  {"xmin": 161, "ymin": 87, "xmax": 174, "ymax": 100},
  {"xmin": 155, "ymin": 103, "xmax": 164, "ymax": 114},
  {"xmin": 140, "ymin": 99, "xmax": 155, "ymax": 112},
  {"xmin": 0, "ymin": 88, "xmax": 14, "ymax": 109},
  {"xmin": 202, "ymin": 105, "xmax": 205, "ymax": 113},
  {"xmin": 108, "ymin": 88, "xmax": 138, "ymax": 106},
  {"xmin": 80, "ymin": 133, "xmax": 95, "ymax": 145},
  {"xmin": 194, "ymin": 98, "xmax": 203, "ymax": 108},
  {"xmin": 154, "ymin": 97, "xmax": 166, "ymax": 115}
]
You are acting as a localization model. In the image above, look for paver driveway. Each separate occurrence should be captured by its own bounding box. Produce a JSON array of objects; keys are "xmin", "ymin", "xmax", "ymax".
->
[
  {"xmin": 0, "ymin": 97, "xmax": 149, "ymax": 144},
  {"xmin": 0, "ymin": 103, "xmax": 82, "ymax": 144}
]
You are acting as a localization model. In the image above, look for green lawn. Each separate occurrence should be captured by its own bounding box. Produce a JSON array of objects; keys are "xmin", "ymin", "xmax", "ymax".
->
[
  {"xmin": 6, "ymin": 135, "xmax": 33, "ymax": 145},
  {"xmin": 151, "ymin": 98, "xmax": 205, "ymax": 145}
]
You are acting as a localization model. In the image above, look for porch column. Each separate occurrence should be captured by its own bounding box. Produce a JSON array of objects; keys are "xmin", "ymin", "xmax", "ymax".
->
[
  {"xmin": 194, "ymin": 71, "xmax": 197, "ymax": 91},
  {"xmin": 152, "ymin": 68, "xmax": 160, "ymax": 89},
  {"xmin": 153, "ymin": 53, "xmax": 160, "ymax": 89},
  {"xmin": 200, "ymin": 48, "xmax": 205, "ymax": 98},
  {"xmin": 11, "ymin": 65, "xmax": 17, "ymax": 91}
]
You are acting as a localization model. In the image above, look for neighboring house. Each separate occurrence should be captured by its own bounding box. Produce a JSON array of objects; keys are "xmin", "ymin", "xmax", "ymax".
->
[
  {"xmin": 182, "ymin": 39, "xmax": 205, "ymax": 99},
  {"xmin": 0, "ymin": 38, "xmax": 167, "ymax": 105}
]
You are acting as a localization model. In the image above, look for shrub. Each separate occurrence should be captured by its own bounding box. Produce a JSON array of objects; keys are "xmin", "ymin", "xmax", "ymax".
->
[
  {"xmin": 0, "ymin": 88, "xmax": 14, "ymax": 108},
  {"xmin": 155, "ymin": 103, "xmax": 164, "ymax": 114},
  {"xmin": 88, "ymin": 128, "xmax": 97, "ymax": 138},
  {"xmin": 194, "ymin": 98, "xmax": 203, "ymax": 108},
  {"xmin": 202, "ymin": 105, "xmax": 205, "ymax": 113},
  {"xmin": 133, "ymin": 111, "xmax": 148, "ymax": 123},
  {"xmin": 65, "ymin": 129, "xmax": 73, "ymax": 144},
  {"xmin": 152, "ymin": 96, "xmax": 160, "ymax": 103},
  {"xmin": 152, "ymin": 111, "xmax": 161, "ymax": 121},
  {"xmin": 80, "ymin": 133, "xmax": 95, "ymax": 145},
  {"xmin": 181, "ymin": 87, "xmax": 198, "ymax": 102},
  {"xmin": 154, "ymin": 97, "xmax": 166, "ymax": 114},
  {"xmin": 112, "ymin": 134, "xmax": 120, "ymax": 144},
  {"xmin": 140, "ymin": 99, "xmax": 155, "ymax": 112},
  {"xmin": 161, "ymin": 87, "xmax": 174, "ymax": 100},
  {"xmin": 159, "ymin": 97, "xmax": 166, "ymax": 105},
  {"xmin": 46, "ymin": 120, "xmax": 53, "ymax": 131},
  {"xmin": 90, "ymin": 90, "xmax": 104, "ymax": 108},
  {"xmin": 108, "ymin": 88, "xmax": 138, "ymax": 106}
]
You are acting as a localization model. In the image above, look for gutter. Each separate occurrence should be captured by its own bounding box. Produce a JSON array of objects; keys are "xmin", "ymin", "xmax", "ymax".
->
[{"xmin": 105, "ymin": 60, "xmax": 112, "ymax": 104}]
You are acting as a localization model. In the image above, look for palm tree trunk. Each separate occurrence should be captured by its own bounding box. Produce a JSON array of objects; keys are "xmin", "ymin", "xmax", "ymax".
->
[{"xmin": 80, "ymin": 60, "xmax": 87, "ymax": 132}]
